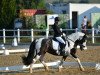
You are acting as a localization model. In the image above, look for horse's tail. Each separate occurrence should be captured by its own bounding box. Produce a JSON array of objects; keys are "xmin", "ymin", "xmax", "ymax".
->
[{"xmin": 22, "ymin": 39, "xmax": 36, "ymax": 66}]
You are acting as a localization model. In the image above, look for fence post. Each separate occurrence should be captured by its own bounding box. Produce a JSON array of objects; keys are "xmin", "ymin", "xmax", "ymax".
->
[
  {"xmin": 46, "ymin": 28, "xmax": 49, "ymax": 38},
  {"xmin": 4, "ymin": 48, "xmax": 9, "ymax": 55},
  {"xmin": 17, "ymin": 29, "xmax": 20, "ymax": 43},
  {"xmin": 31, "ymin": 29, "xmax": 34, "ymax": 42},
  {"xmin": 92, "ymin": 28, "xmax": 94, "ymax": 43},
  {"xmin": 75, "ymin": 28, "xmax": 78, "ymax": 32},
  {"xmin": 60, "ymin": 28, "xmax": 62, "ymax": 32},
  {"xmin": 3, "ymin": 29, "xmax": 6, "ymax": 43}
]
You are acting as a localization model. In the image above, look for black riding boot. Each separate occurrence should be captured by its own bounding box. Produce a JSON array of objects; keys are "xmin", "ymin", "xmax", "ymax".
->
[{"xmin": 60, "ymin": 43, "xmax": 66, "ymax": 56}]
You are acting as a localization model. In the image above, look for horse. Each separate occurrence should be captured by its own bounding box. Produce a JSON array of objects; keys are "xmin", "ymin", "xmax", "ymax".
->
[{"xmin": 22, "ymin": 32, "xmax": 87, "ymax": 73}]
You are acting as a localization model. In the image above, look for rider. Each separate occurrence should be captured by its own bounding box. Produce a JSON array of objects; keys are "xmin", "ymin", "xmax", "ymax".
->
[{"xmin": 52, "ymin": 17, "xmax": 66, "ymax": 55}]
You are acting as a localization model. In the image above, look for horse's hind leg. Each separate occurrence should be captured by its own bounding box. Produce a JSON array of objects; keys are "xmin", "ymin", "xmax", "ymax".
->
[
  {"xmin": 39, "ymin": 54, "xmax": 49, "ymax": 71},
  {"xmin": 59, "ymin": 56, "xmax": 67, "ymax": 72},
  {"xmin": 30, "ymin": 54, "xmax": 41, "ymax": 73}
]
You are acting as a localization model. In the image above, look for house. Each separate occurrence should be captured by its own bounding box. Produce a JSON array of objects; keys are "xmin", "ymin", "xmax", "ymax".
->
[
  {"xmin": 69, "ymin": 3, "xmax": 100, "ymax": 29},
  {"xmin": 47, "ymin": 3, "xmax": 100, "ymax": 29}
]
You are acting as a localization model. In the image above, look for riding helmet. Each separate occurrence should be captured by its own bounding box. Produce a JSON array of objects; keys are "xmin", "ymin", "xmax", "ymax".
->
[{"xmin": 55, "ymin": 17, "xmax": 60, "ymax": 22}]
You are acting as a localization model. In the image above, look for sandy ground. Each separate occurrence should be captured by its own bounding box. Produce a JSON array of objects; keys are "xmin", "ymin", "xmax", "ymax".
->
[{"xmin": 0, "ymin": 46, "xmax": 100, "ymax": 75}]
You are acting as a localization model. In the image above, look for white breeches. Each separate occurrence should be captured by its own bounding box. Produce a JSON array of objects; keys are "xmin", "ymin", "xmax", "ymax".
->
[{"xmin": 56, "ymin": 37, "xmax": 65, "ymax": 44}]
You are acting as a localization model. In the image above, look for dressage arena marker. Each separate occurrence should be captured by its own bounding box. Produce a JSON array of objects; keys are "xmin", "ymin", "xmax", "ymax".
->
[
  {"xmin": 0, "ymin": 44, "xmax": 29, "ymax": 55},
  {"xmin": 95, "ymin": 63, "xmax": 100, "ymax": 70},
  {"xmin": 0, "ymin": 60, "xmax": 100, "ymax": 71},
  {"xmin": 0, "ymin": 49, "xmax": 29, "ymax": 55}
]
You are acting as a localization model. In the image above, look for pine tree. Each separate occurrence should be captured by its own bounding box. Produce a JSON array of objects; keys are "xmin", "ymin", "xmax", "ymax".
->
[{"xmin": 0, "ymin": 0, "xmax": 16, "ymax": 29}]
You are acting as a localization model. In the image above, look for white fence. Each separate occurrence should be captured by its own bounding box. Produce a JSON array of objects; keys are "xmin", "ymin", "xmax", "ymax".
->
[{"xmin": 0, "ymin": 28, "xmax": 100, "ymax": 44}]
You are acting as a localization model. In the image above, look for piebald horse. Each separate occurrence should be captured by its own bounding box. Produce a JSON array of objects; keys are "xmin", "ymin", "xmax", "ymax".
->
[{"xmin": 22, "ymin": 32, "xmax": 87, "ymax": 73}]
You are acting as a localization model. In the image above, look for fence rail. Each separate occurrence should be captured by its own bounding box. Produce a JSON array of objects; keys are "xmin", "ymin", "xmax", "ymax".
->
[{"xmin": 0, "ymin": 28, "xmax": 100, "ymax": 44}]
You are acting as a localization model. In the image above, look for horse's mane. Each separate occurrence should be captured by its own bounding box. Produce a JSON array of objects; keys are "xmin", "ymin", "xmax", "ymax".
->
[{"xmin": 67, "ymin": 32, "xmax": 85, "ymax": 42}]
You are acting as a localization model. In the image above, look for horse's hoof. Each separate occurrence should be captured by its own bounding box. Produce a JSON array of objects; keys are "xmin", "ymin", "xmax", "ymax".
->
[
  {"xmin": 45, "ymin": 67, "xmax": 49, "ymax": 71},
  {"xmin": 29, "ymin": 68, "xmax": 33, "ymax": 73},
  {"xmin": 58, "ymin": 66, "xmax": 63, "ymax": 72},
  {"xmin": 30, "ymin": 71, "xmax": 32, "ymax": 73},
  {"xmin": 81, "ymin": 68, "xmax": 85, "ymax": 71},
  {"xmin": 46, "ymin": 68, "xmax": 49, "ymax": 71},
  {"xmin": 29, "ymin": 70, "xmax": 33, "ymax": 73},
  {"xmin": 58, "ymin": 69, "xmax": 62, "ymax": 72}
]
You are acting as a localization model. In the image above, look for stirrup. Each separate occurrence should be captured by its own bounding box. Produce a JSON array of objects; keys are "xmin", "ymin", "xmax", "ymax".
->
[
  {"xmin": 56, "ymin": 50, "xmax": 60, "ymax": 55},
  {"xmin": 61, "ymin": 49, "xmax": 67, "ymax": 56}
]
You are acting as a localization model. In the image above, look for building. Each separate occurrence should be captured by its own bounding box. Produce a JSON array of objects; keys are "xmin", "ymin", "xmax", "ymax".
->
[
  {"xmin": 46, "ymin": 2, "xmax": 68, "ymax": 14},
  {"xmin": 47, "ymin": 3, "xmax": 100, "ymax": 29},
  {"xmin": 69, "ymin": 3, "xmax": 100, "ymax": 29},
  {"xmin": 20, "ymin": 9, "xmax": 46, "ymax": 17}
]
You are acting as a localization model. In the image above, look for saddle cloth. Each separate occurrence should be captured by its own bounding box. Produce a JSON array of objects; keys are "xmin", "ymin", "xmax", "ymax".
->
[
  {"xmin": 52, "ymin": 39, "xmax": 70, "ymax": 55},
  {"xmin": 52, "ymin": 40, "xmax": 60, "ymax": 51}
]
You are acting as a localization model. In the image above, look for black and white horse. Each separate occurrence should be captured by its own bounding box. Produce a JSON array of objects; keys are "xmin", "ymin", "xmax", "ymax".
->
[{"xmin": 22, "ymin": 32, "xmax": 87, "ymax": 73}]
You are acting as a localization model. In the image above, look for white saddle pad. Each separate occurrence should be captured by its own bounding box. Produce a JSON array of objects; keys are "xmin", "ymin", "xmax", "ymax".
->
[{"xmin": 52, "ymin": 40, "xmax": 60, "ymax": 50}]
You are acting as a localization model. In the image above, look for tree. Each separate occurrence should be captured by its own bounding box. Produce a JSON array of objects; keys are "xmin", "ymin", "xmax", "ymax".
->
[
  {"xmin": 16, "ymin": 0, "xmax": 24, "ymax": 9},
  {"xmin": 16, "ymin": 0, "xmax": 45, "ymax": 9},
  {"xmin": 0, "ymin": 0, "xmax": 16, "ymax": 29},
  {"xmin": 31, "ymin": 0, "xmax": 45, "ymax": 9},
  {"xmin": 79, "ymin": 0, "xmax": 89, "ymax": 3}
]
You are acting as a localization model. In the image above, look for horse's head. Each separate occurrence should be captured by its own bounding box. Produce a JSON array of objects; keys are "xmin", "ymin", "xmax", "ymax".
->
[
  {"xmin": 64, "ymin": 32, "xmax": 87, "ymax": 51},
  {"xmin": 78, "ymin": 33, "xmax": 87, "ymax": 50}
]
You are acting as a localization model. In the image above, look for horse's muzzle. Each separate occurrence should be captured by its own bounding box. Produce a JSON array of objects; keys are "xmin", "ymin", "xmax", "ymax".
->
[{"xmin": 80, "ymin": 45, "xmax": 87, "ymax": 50}]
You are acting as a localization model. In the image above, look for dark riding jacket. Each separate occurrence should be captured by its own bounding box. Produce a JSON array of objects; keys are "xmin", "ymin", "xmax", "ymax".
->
[{"xmin": 52, "ymin": 22, "xmax": 62, "ymax": 37}]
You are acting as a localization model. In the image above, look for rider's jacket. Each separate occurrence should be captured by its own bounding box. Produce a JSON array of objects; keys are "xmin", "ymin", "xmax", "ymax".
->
[{"xmin": 52, "ymin": 22, "xmax": 62, "ymax": 37}]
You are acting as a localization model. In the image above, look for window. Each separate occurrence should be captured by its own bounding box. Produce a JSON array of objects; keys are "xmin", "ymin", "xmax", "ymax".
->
[{"xmin": 62, "ymin": 10, "xmax": 66, "ymax": 14}]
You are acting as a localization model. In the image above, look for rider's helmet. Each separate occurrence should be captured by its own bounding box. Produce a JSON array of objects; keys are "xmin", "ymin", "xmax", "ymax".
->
[{"xmin": 55, "ymin": 17, "xmax": 60, "ymax": 22}]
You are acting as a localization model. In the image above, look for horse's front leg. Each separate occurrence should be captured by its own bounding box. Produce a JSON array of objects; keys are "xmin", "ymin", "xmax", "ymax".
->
[
  {"xmin": 58, "ymin": 56, "xmax": 67, "ymax": 72},
  {"xmin": 71, "ymin": 53, "xmax": 84, "ymax": 71},
  {"xmin": 74, "ymin": 58, "xmax": 85, "ymax": 71},
  {"xmin": 71, "ymin": 48, "xmax": 84, "ymax": 71}
]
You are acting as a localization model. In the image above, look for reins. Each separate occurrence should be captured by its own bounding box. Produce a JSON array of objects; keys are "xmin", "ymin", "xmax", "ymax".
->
[{"xmin": 66, "ymin": 36, "xmax": 75, "ymax": 43}]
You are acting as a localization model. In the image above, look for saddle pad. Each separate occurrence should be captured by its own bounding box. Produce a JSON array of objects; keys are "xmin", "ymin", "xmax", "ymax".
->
[{"xmin": 52, "ymin": 40, "xmax": 59, "ymax": 50}]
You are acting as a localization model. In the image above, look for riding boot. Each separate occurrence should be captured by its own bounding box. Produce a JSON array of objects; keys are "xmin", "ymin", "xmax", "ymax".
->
[{"xmin": 60, "ymin": 44, "xmax": 66, "ymax": 56}]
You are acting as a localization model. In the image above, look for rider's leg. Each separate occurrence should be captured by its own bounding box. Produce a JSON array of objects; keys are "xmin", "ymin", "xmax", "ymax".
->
[
  {"xmin": 60, "ymin": 43, "xmax": 66, "ymax": 55},
  {"xmin": 56, "ymin": 37, "xmax": 66, "ymax": 55},
  {"xmin": 56, "ymin": 37, "xmax": 65, "ymax": 44}
]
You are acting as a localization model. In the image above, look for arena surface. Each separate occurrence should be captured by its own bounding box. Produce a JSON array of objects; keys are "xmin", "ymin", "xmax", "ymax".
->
[{"xmin": 0, "ymin": 45, "xmax": 100, "ymax": 75}]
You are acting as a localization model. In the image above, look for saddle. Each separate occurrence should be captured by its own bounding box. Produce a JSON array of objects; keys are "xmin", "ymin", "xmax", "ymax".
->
[
  {"xmin": 52, "ymin": 38, "xmax": 60, "ymax": 51},
  {"xmin": 52, "ymin": 38, "xmax": 66, "ymax": 55},
  {"xmin": 52, "ymin": 37, "xmax": 70, "ymax": 56}
]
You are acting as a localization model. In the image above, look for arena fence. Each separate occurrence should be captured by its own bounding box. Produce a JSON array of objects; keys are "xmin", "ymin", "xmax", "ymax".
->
[{"xmin": 0, "ymin": 28, "xmax": 100, "ymax": 44}]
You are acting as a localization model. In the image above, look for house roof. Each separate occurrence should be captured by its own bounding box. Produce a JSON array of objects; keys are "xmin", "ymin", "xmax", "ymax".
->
[{"xmin": 20, "ymin": 9, "xmax": 46, "ymax": 17}]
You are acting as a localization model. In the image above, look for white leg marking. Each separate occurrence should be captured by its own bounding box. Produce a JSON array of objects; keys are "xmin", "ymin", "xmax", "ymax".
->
[
  {"xmin": 58, "ymin": 57, "xmax": 64, "ymax": 72},
  {"xmin": 29, "ymin": 55, "xmax": 41, "ymax": 73},
  {"xmin": 75, "ymin": 58, "xmax": 85, "ymax": 71}
]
